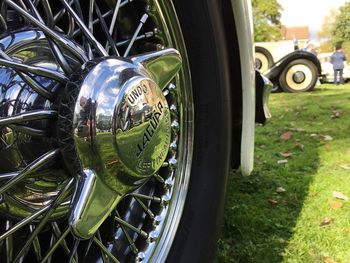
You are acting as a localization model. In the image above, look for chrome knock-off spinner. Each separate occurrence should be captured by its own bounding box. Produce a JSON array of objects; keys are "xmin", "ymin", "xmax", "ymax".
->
[{"xmin": 64, "ymin": 49, "xmax": 181, "ymax": 239}]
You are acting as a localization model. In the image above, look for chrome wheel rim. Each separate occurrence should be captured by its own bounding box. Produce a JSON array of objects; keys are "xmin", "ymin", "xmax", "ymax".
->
[{"xmin": 0, "ymin": 1, "xmax": 193, "ymax": 262}]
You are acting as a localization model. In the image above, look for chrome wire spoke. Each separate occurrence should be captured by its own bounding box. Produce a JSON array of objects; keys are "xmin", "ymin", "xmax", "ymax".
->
[
  {"xmin": 0, "ymin": 149, "xmax": 60, "ymax": 195},
  {"xmin": 115, "ymin": 210, "xmax": 139, "ymax": 254},
  {"xmin": 53, "ymin": 0, "xmax": 73, "ymax": 23},
  {"xmin": 0, "ymin": 56, "xmax": 68, "ymax": 84},
  {"xmin": 88, "ymin": 0, "xmax": 95, "ymax": 34},
  {"xmin": 153, "ymin": 173, "xmax": 165, "ymax": 184},
  {"xmin": 116, "ymin": 30, "xmax": 155, "ymax": 47},
  {"xmin": 59, "ymin": 0, "xmax": 108, "ymax": 57},
  {"xmin": 4, "ymin": 0, "xmax": 88, "ymax": 63},
  {"xmin": 48, "ymin": 41, "xmax": 73, "ymax": 75},
  {"xmin": 13, "ymin": 178, "xmax": 74, "ymax": 262},
  {"xmin": 119, "ymin": 223, "xmax": 138, "ymax": 254},
  {"xmin": 134, "ymin": 197, "xmax": 155, "ymax": 219},
  {"xmin": 129, "ymin": 193, "xmax": 162, "ymax": 203},
  {"xmin": 93, "ymin": 234, "xmax": 120, "ymax": 263},
  {"xmin": 53, "ymin": 1, "xmax": 75, "ymax": 36},
  {"xmin": 0, "ymin": 49, "xmax": 55, "ymax": 100},
  {"xmin": 51, "ymin": 223, "xmax": 77, "ymax": 263},
  {"xmin": 95, "ymin": 231, "xmax": 109, "ymax": 263},
  {"xmin": 124, "ymin": 13, "xmax": 148, "ymax": 57},
  {"xmin": 0, "ymin": 13, "xmax": 6, "ymax": 31},
  {"xmin": 81, "ymin": 235, "xmax": 94, "ymax": 261},
  {"xmin": 29, "ymin": 225, "xmax": 43, "ymax": 262},
  {"xmin": 41, "ymin": 227, "xmax": 70, "ymax": 263},
  {"xmin": 71, "ymin": 0, "xmax": 93, "ymax": 58},
  {"xmin": 0, "ymin": 110, "xmax": 57, "ymax": 126},
  {"xmin": 7, "ymin": 124, "xmax": 47, "ymax": 137},
  {"xmin": 39, "ymin": 0, "xmax": 54, "ymax": 28},
  {"xmin": 105, "ymin": 0, "xmax": 121, "ymax": 51},
  {"xmin": 0, "ymin": 206, "xmax": 50, "ymax": 242},
  {"xmin": 47, "ymin": 234, "xmax": 56, "ymax": 263},
  {"xmin": 24, "ymin": 0, "xmax": 73, "ymax": 75},
  {"xmin": 5, "ymin": 221, "xmax": 13, "ymax": 263},
  {"xmin": 114, "ymin": 216, "xmax": 148, "ymax": 239},
  {"xmin": 94, "ymin": 2, "xmax": 119, "ymax": 56},
  {"xmin": 71, "ymin": 9, "xmax": 113, "ymax": 38},
  {"xmin": 67, "ymin": 239, "xmax": 79, "ymax": 263}
]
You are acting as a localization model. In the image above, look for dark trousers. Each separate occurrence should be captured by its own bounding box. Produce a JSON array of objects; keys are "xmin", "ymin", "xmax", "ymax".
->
[{"xmin": 334, "ymin": 69, "xmax": 344, "ymax": 84}]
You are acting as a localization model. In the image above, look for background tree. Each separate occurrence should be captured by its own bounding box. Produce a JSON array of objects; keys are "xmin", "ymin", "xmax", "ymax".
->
[
  {"xmin": 252, "ymin": 0, "xmax": 283, "ymax": 42},
  {"xmin": 318, "ymin": 8, "xmax": 338, "ymax": 53},
  {"xmin": 331, "ymin": 2, "xmax": 350, "ymax": 59}
]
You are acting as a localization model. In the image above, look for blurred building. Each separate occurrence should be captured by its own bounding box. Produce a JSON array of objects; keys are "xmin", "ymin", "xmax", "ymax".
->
[{"xmin": 281, "ymin": 26, "xmax": 310, "ymax": 41}]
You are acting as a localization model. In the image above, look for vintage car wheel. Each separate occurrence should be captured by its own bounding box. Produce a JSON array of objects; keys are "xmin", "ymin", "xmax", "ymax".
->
[
  {"xmin": 0, "ymin": 0, "xmax": 232, "ymax": 262},
  {"xmin": 255, "ymin": 46, "xmax": 274, "ymax": 73},
  {"xmin": 279, "ymin": 59, "xmax": 318, "ymax": 93}
]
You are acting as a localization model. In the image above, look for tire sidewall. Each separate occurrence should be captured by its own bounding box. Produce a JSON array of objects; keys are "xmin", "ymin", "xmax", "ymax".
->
[{"xmin": 166, "ymin": 0, "xmax": 232, "ymax": 262}]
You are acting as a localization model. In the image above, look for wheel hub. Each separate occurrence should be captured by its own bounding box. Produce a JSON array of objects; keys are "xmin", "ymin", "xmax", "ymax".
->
[
  {"xmin": 70, "ymin": 57, "xmax": 172, "ymax": 193},
  {"xmin": 293, "ymin": 71, "xmax": 306, "ymax": 83},
  {"xmin": 62, "ymin": 50, "xmax": 181, "ymax": 239}
]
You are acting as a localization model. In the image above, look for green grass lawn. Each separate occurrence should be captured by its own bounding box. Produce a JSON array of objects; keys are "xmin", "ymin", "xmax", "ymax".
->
[{"xmin": 216, "ymin": 84, "xmax": 350, "ymax": 263}]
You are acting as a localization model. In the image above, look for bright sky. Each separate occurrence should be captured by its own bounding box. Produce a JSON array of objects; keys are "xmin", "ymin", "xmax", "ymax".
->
[{"xmin": 278, "ymin": 0, "xmax": 348, "ymax": 40}]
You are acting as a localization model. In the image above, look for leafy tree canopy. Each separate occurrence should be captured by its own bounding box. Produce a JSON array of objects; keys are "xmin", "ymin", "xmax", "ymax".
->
[
  {"xmin": 252, "ymin": 0, "xmax": 283, "ymax": 42},
  {"xmin": 332, "ymin": 2, "xmax": 350, "ymax": 44}
]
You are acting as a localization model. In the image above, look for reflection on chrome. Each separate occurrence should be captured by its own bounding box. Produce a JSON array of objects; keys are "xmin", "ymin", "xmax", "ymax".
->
[{"xmin": 69, "ymin": 50, "xmax": 179, "ymax": 239}]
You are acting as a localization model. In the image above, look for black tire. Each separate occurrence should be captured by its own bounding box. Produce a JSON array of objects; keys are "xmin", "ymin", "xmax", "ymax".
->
[
  {"xmin": 168, "ymin": 0, "xmax": 232, "ymax": 262},
  {"xmin": 279, "ymin": 59, "xmax": 318, "ymax": 93},
  {"xmin": 255, "ymin": 46, "xmax": 274, "ymax": 73}
]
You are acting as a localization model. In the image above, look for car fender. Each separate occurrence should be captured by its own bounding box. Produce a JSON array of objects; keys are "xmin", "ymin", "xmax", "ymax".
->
[
  {"xmin": 227, "ymin": 0, "xmax": 255, "ymax": 176},
  {"xmin": 265, "ymin": 50, "xmax": 322, "ymax": 84}
]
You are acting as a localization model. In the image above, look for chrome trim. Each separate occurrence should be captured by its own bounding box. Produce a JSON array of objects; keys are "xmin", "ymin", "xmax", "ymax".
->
[
  {"xmin": 262, "ymin": 75, "xmax": 272, "ymax": 120},
  {"xmin": 69, "ymin": 169, "xmax": 120, "ymax": 240}
]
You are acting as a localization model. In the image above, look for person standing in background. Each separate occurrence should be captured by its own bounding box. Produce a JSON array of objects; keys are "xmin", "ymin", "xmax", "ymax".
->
[{"xmin": 331, "ymin": 43, "xmax": 347, "ymax": 85}]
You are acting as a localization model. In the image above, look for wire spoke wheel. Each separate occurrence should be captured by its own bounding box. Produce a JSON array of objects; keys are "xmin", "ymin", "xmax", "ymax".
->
[{"xmin": 0, "ymin": 0, "xmax": 194, "ymax": 262}]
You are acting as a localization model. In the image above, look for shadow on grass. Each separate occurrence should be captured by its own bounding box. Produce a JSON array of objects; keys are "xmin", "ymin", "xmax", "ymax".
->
[
  {"xmin": 215, "ymin": 84, "xmax": 350, "ymax": 262},
  {"xmin": 216, "ymin": 144, "xmax": 320, "ymax": 263}
]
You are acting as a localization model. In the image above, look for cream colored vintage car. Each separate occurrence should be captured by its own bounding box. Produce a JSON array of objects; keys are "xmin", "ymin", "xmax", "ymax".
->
[
  {"xmin": 256, "ymin": 41, "xmax": 321, "ymax": 93},
  {"xmin": 318, "ymin": 52, "xmax": 350, "ymax": 83}
]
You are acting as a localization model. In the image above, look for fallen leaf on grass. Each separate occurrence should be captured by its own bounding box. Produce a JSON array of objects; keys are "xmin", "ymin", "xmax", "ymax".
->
[
  {"xmin": 279, "ymin": 152, "xmax": 293, "ymax": 158},
  {"xmin": 310, "ymin": 133, "xmax": 318, "ymax": 138},
  {"xmin": 324, "ymin": 258, "xmax": 338, "ymax": 263},
  {"xmin": 280, "ymin": 131, "xmax": 292, "ymax": 141},
  {"xmin": 294, "ymin": 142, "xmax": 305, "ymax": 150},
  {"xmin": 324, "ymin": 144, "xmax": 332, "ymax": 150},
  {"xmin": 320, "ymin": 217, "xmax": 333, "ymax": 226},
  {"xmin": 339, "ymin": 164, "xmax": 350, "ymax": 170},
  {"xmin": 321, "ymin": 135, "xmax": 333, "ymax": 141},
  {"xmin": 277, "ymin": 159, "xmax": 288, "ymax": 164},
  {"xmin": 333, "ymin": 191, "xmax": 349, "ymax": 201},
  {"xmin": 276, "ymin": 237, "xmax": 286, "ymax": 244},
  {"xmin": 268, "ymin": 199, "xmax": 278, "ymax": 205},
  {"xmin": 330, "ymin": 201, "xmax": 343, "ymax": 210},
  {"xmin": 276, "ymin": 187, "xmax": 287, "ymax": 194},
  {"xmin": 288, "ymin": 128, "xmax": 305, "ymax": 132},
  {"xmin": 331, "ymin": 110, "xmax": 342, "ymax": 119}
]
